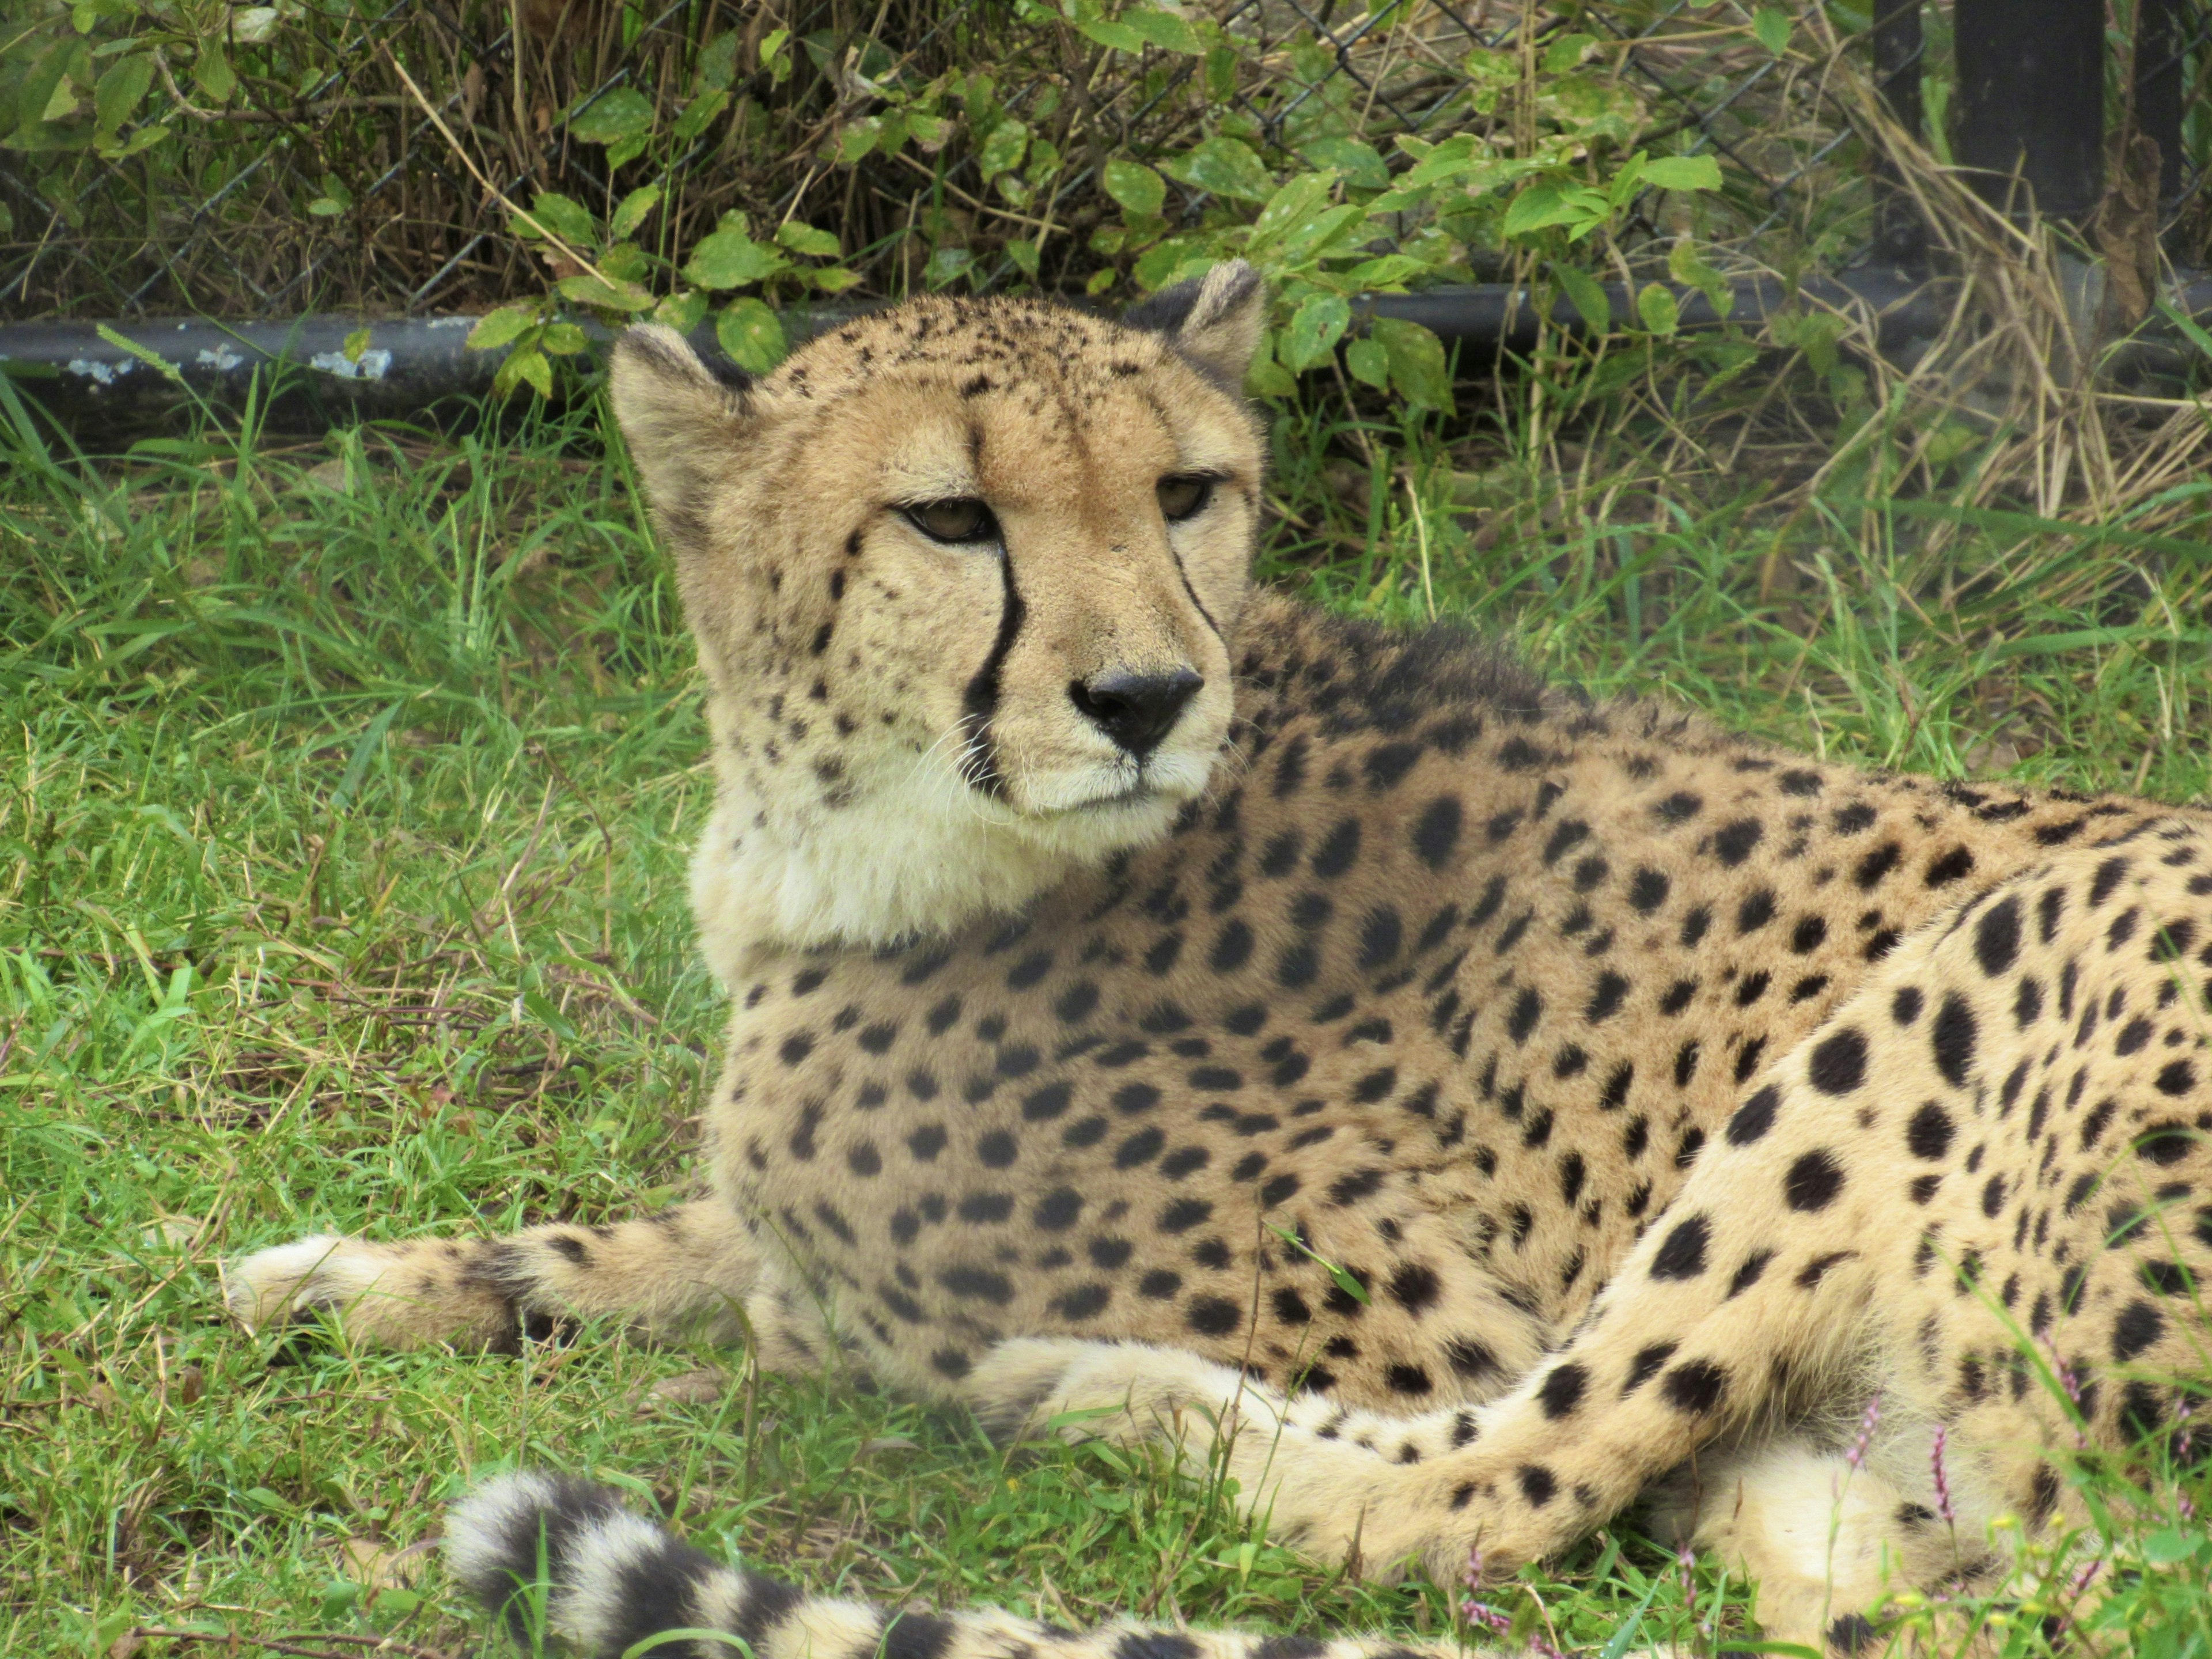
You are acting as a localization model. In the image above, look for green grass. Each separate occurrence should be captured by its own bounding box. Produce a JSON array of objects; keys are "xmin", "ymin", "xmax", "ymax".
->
[{"xmin": 3, "ymin": 350, "xmax": 2211, "ymax": 1659}]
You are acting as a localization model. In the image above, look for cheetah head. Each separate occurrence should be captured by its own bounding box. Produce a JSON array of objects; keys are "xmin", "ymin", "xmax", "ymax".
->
[{"xmin": 610, "ymin": 262, "xmax": 1268, "ymax": 959}]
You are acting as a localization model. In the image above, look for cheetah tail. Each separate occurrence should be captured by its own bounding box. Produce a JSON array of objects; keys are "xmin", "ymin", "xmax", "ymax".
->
[{"xmin": 446, "ymin": 1472, "xmax": 1463, "ymax": 1659}]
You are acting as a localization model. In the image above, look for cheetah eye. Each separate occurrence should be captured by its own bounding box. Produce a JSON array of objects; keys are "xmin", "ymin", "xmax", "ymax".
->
[
  {"xmin": 903, "ymin": 498, "xmax": 1000, "ymax": 546},
  {"xmin": 1156, "ymin": 475, "xmax": 1215, "ymax": 523}
]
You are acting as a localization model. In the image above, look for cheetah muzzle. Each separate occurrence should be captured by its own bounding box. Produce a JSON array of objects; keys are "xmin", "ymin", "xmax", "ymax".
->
[{"xmin": 228, "ymin": 260, "xmax": 2212, "ymax": 1659}]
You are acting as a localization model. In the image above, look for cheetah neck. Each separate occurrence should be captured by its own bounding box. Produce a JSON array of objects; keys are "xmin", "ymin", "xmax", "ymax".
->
[{"xmin": 687, "ymin": 763, "xmax": 1186, "ymax": 979}]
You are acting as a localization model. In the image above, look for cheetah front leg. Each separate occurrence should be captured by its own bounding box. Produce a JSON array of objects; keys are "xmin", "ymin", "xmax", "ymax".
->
[{"xmin": 225, "ymin": 1199, "xmax": 763, "ymax": 1353}]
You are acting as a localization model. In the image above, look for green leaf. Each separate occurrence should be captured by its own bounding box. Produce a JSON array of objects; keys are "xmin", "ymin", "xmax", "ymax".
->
[
  {"xmin": 1635, "ymin": 282, "xmax": 1680, "ymax": 336},
  {"xmin": 521, "ymin": 192, "xmax": 596, "ymax": 246},
  {"xmin": 1118, "ymin": 3, "xmax": 1203, "ymax": 55},
  {"xmin": 1753, "ymin": 6, "xmax": 1791, "ymax": 55},
  {"xmin": 652, "ymin": 289, "xmax": 708, "ymax": 333},
  {"xmin": 1392, "ymin": 132, "xmax": 1482, "ymax": 192},
  {"xmin": 1160, "ymin": 135, "xmax": 1272, "ymax": 203},
  {"xmin": 1502, "ymin": 181, "xmax": 1589, "ymax": 237},
  {"xmin": 1344, "ymin": 335, "xmax": 1389, "ymax": 391},
  {"xmin": 1667, "ymin": 237, "xmax": 1731, "ymax": 316},
  {"xmin": 684, "ymin": 228, "xmax": 787, "ymax": 290},
  {"xmin": 1294, "ymin": 132, "xmax": 1389, "ymax": 191},
  {"xmin": 1540, "ymin": 31, "xmax": 1597, "ymax": 74},
  {"xmin": 696, "ymin": 30, "xmax": 740, "ymax": 89},
  {"xmin": 539, "ymin": 322, "xmax": 589, "ymax": 355},
  {"xmin": 1073, "ymin": 16, "xmax": 1148, "ymax": 54},
  {"xmin": 609, "ymin": 184, "xmax": 662, "ymax": 240},
  {"xmin": 192, "ymin": 44, "xmax": 234, "ymax": 103},
  {"xmin": 1245, "ymin": 342, "xmax": 1297, "ymax": 397},
  {"xmin": 92, "ymin": 52, "xmax": 151, "ymax": 138},
  {"xmin": 1639, "ymin": 154, "xmax": 1723, "ymax": 192},
  {"xmin": 776, "ymin": 221, "xmax": 840, "ymax": 257},
  {"xmin": 1102, "ymin": 158, "xmax": 1165, "ymax": 219},
  {"xmin": 978, "ymin": 117, "xmax": 1029, "ymax": 181},
  {"xmin": 923, "ymin": 247, "xmax": 973, "ymax": 289},
  {"xmin": 1552, "ymin": 261, "xmax": 1612, "ymax": 333},
  {"xmin": 2143, "ymin": 1528, "xmax": 2202, "ymax": 1566},
  {"xmin": 809, "ymin": 266, "xmax": 862, "ymax": 293},
  {"xmin": 1245, "ymin": 171, "xmax": 1336, "ymax": 256},
  {"xmin": 556, "ymin": 272, "xmax": 656, "ymax": 312},
  {"xmin": 567, "ymin": 86, "xmax": 653, "ymax": 146},
  {"xmin": 672, "ymin": 88, "xmax": 729, "ymax": 142},
  {"xmin": 1373, "ymin": 316, "xmax": 1452, "ymax": 411},
  {"xmin": 715, "ymin": 297, "xmax": 786, "ymax": 374},
  {"xmin": 1279, "ymin": 292, "xmax": 1349, "ymax": 373}
]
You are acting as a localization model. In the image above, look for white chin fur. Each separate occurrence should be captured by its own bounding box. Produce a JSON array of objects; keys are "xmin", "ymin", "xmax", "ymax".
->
[{"xmin": 692, "ymin": 749, "xmax": 1200, "ymax": 974}]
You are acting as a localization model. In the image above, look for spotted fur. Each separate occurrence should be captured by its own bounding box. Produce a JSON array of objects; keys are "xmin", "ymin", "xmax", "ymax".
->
[{"xmin": 230, "ymin": 264, "xmax": 2212, "ymax": 1657}]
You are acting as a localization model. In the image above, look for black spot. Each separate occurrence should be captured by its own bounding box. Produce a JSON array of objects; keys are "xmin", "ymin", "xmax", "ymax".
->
[
  {"xmin": 1931, "ymin": 994, "xmax": 1978, "ymax": 1086},
  {"xmin": 1310, "ymin": 818, "xmax": 1361, "ymax": 878},
  {"xmin": 1906, "ymin": 1103, "xmax": 1955, "ymax": 1160},
  {"xmin": 1507, "ymin": 988, "xmax": 1543, "ymax": 1043},
  {"xmin": 1357, "ymin": 908, "xmax": 1404, "ymax": 969},
  {"xmin": 1728, "ymin": 1085, "xmax": 1781, "ymax": 1145},
  {"xmin": 1033, "ymin": 1188, "xmax": 1084, "ymax": 1231},
  {"xmin": 1412, "ymin": 797, "xmax": 1464, "ymax": 869},
  {"xmin": 1158, "ymin": 1198, "xmax": 1211, "ymax": 1233},
  {"xmin": 1629, "ymin": 868, "xmax": 1669, "ymax": 912},
  {"xmin": 1536, "ymin": 1362, "xmax": 1588, "ymax": 1419},
  {"xmin": 1827, "ymin": 1613, "xmax": 1878, "ymax": 1656},
  {"xmin": 1854, "ymin": 842, "xmax": 1902, "ymax": 888},
  {"xmin": 1388, "ymin": 1263, "xmax": 1441, "ymax": 1312},
  {"xmin": 2113, "ymin": 1300, "xmax": 2164, "ymax": 1362},
  {"xmin": 1975, "ymin": 896, "xmax": 2022, "ymax": 976},
  {"xmin": 1712, "ymin": 819, "xmax": 1763, "ymax": 866},
  {"xmin": 1384, "ymin": 1363, "xmax": 1433, "ymax": 1396},
  {"xmin": 1726, "ymin": 1251, "xmax": 1773, "ymax": 1297},
  {"xmin": 1661, "ymin": 1359, "xmax": 1728, "ymax": 1414},
  {"xmin": 1186, "ymin": 1296, "xmax": 1243, "ymax": 1337},
  {"xmin": 1623, "ymin": 1342, "xmax": 1676, "ymax": 1392},
  {"xmin": 2089, "ymin": 856, "xmax": 2130, "ymax": 906},
  {"xmin": 1925, "ymin": 846, "xmax": 1975, "ymax": 886},
  {"xmin": 1209, "ymin": 921, "xmax": 1253, "ymax": 974},
  {"xmin": 1051, "ymin": 1283, "xmax": 1112, "ymax": 1320},
  {"xmin": 1517, "ymin": 1465, "xmax": 1558, "ymax": 1506},
  {"xmin": 1785, "ymin": 1149, "xmax": 1845, "ymax": 1211},
  {"xmin": 937, "ymin": 1266, "xmax": 1014, "ymax": 1304},
  {"xmin": 1807, "ymin": 1028, "xmax": 1868, "ymax": 1094},
  {"xmin": 1585, "ymin": 972, "xmax": 1628, "ymax": 1021},
  {"xmin": 1446, "ymin": 1338, "xmax": 1499, "ymax": 1380},
  {"xmin": 1651, "ymin": 1214, "xmax": 1710, "ymax": 1279}
]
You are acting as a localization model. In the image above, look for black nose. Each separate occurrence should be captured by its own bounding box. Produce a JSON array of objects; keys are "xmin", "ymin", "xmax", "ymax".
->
[{"xmin": 1070, "ymin": 668, "xmax": 1203, "ymax": 759}]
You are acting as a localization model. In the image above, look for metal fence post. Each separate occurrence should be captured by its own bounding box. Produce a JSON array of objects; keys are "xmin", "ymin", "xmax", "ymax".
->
[
  {"xmin": 1953, "ymin": 0, "xmax": 2106, "ymax": 219},
  {"xmin": 1870, "ymin": 1, "xmax": 1927, "ymax": 268}
]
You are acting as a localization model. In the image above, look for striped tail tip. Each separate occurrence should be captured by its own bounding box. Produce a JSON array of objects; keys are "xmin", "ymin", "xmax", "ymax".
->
[
  {"xmin": 446, "ymin": 1471, "xmax": 1480, "ymax": 1659},
  {"xmin": 446, "ymin": 1470, "xmax": 762, "ymax": 1658}
]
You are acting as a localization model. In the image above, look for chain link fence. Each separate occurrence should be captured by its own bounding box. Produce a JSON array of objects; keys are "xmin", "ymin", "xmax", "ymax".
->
[{"xmin": 3, "ymin": 0, "xmax": 2209, "ymax": 323}]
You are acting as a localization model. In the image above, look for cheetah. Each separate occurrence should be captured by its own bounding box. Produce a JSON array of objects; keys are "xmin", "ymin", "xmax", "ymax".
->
[{"xmin": 229, "ymin": 262, "xmax": 2212, "ymax": 1659}]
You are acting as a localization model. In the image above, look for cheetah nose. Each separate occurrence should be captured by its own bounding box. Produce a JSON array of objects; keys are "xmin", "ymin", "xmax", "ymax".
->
[{"xmin": 1070, "ymin": 668, "xmax": 1203, "ymax": 759}]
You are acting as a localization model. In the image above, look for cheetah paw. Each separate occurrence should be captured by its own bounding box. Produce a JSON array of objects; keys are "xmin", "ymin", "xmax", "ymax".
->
[{"xmin": 965, "ymin": 1336, "xmax": 1270, "ymax": 1445}]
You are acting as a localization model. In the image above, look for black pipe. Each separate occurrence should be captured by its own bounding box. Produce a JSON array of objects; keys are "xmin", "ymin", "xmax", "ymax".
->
[
  {"xmin": 1952, "ymin": 0, "xmax": 2105, "ymax": 221},
  {"xmin": 1870, "ymin": 1, "xmax": 1929, "ymax": 268},
  {"xmin": 1361, "ymin": 271, "xmax": 1959, "ymax": 357},
  {"xmin": 6, "ymin": 274, "xmax": 2209, "ymax": 442}
]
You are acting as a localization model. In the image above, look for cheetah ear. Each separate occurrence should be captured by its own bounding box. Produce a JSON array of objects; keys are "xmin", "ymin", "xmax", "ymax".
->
[
  {"xmin": 1124, "ymin": 259, "xmax": 1266, "ymax": 388},
  {"xmin": 607, "ymin": 324, "xmax": 756, "ymax": 515}
]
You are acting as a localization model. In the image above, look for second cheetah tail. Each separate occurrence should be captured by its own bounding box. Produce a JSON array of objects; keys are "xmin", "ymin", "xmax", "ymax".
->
[{"xmin": 446, "ymin": 1472, "xmax": 1460, "ymax": 1659}]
